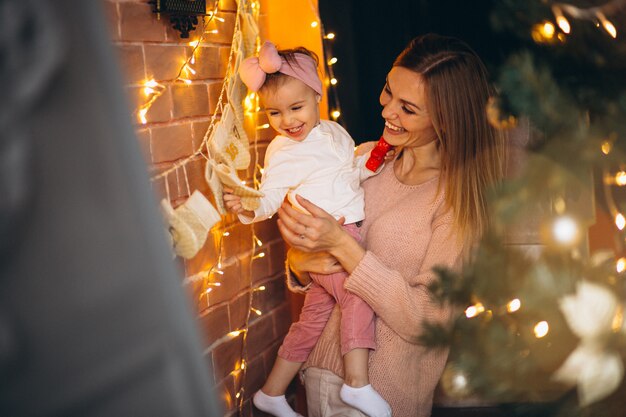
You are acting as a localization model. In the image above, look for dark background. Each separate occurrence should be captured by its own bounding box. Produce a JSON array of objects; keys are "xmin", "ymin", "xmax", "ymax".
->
[{"xmin": 319, "ymin": 0, "xmax": 518, "ymax": 142}]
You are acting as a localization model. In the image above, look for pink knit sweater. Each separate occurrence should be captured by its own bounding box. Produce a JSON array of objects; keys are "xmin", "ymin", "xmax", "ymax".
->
[{"xmin": 289, "ymin": 161, "xmax": 464, "ymax": 417}]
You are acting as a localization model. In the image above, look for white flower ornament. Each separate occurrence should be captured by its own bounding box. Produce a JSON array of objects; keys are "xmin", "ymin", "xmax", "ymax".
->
[{"xmin": 553, "ymin": 280, "xmax": 624, "ymax": 406}]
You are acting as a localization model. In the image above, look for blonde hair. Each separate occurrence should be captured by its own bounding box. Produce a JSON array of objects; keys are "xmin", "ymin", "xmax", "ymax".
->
[{"xmin": 394, "ymin": 34, "xmax": 506, "ymax": 245}]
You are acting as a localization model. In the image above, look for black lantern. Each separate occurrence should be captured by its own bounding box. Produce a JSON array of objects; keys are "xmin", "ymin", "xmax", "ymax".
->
[{"xmin": 150, "ymin": 0, "xmax": 208, "ymax": 39}]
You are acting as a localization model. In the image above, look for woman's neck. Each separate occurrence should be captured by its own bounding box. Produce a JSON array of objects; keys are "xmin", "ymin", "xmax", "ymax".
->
[{"xmin": 393, "ymin": 140, "xmax": 441, "ymax": 185}]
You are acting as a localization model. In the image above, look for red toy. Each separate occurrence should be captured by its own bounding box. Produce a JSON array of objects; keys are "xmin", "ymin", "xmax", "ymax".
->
[{"xmin": 365, "ymin": 136, "xmax": 394, "ymax": 172}]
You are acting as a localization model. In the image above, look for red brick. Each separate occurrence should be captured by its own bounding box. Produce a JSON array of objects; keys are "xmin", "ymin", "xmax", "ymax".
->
[
  {"xmin": 246, "ymin": 315, "xmax": 276, "ymax": 358},
  {"xmin": 150, "ymin": 123, "xmax": 194, "ymax": 163},
  {"xmin": 150, "ymin": 165, "xmax": 186, "ymax": 201},
  {"xmin": 191, "ymin": 120, "xmax": 210, "ymax": 150},
  {"xmin": 223, "ymin": 222, "xmax": 253, "ymax": 259},
  {"xmin": 208, "ymin": 81, "xmax": 225, "ymax": 114},
  {"xmin": 230, "ymin": 292, "xmax": 252, "ymax": 331},
  {"xmin": 254, "ymin": 276, "xmax": 287, "ymax": 314},
  {"xmin": 203, "ymin": 12, "xmax": 236, "ymax": 44},
  {"xmin": 268, "ymin": 240, "xmax": 287, "ymax": 277},
  {"xmin": 103, "ymin": 1, "xmax": 120, "ymax": 41},
  {"xmin": 193, "ymin": 46, "xmax": 222, "ymax": 79},
  {"xmin": 119, "ymin": 2, "xmax": 167, "ymax": 42},
  {"xmin": 185, "ymin": 157, "xmax": 212, "ymax": 196},
  {"xmin": 212, "ymin": 332, "xmax": 243, "ymax": 380},
  {"xmin": 205, "ymin": 261, "xmax": 248, "ymax": 308},
  {"xmin": 126, "ymin": 86, "xmax": 172, "ymax": 124},
  {"xmin": 249, "ymin": 246, "xmax": 272, "ymax": 284},
  {"xmin": 262, "ymin": 341, "xmax": 281, "ymax": 376},
  {"xmin": 198, "ymin": 304, "xmax": 230, "ymax": 347},
  {"xmin": 144, "ymin": 44, "xmax": 188, "ymax": 81},
  {"xmin": 135, "ymin": 128, "xmax": 151, "ymax": 163},
  {"xmin": 273, "ymin": 303, "xmax": 293, "ymax": 338},
  {"xmin": 254, "ymin": 217, "xmax": 282, "ymax": 246},
  {"xmin": 172, "ymin": 83, "xmax": 210, "ymax": 119},
  {"xmin": 242, "ymin": 355, "xmax": 266, "ymax": 398},
  {"xmin": 116, "ymin": 44, "xmax": 145, "ymax": 84}
]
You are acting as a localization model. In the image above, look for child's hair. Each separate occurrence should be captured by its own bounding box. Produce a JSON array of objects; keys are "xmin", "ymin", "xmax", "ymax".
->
[{"xmin": 259, "ymin": 47, "xmax": 320, "ymax": 94}]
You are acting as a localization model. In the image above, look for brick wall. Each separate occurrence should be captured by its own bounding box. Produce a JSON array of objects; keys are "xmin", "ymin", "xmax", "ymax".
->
[{"xmin": 104, "ymin": 1, "xmax": 298, "ymax": 415}]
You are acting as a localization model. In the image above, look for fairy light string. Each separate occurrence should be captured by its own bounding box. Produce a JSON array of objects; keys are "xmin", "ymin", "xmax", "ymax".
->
[{"xmin": 550, "ymin": 0, "xmax": 624, "ymax": 39}]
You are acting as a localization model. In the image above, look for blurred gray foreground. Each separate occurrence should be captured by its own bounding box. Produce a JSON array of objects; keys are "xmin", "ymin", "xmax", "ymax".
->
[{"xmin": 0, "ymin": 1, "xmax": 221, "ymax": 415}]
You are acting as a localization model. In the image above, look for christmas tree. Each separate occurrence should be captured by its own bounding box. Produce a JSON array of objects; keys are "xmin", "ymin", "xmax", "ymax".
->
[{"xmin": 424, "ymin": 2, "xmax": 626, "ymax": 416}]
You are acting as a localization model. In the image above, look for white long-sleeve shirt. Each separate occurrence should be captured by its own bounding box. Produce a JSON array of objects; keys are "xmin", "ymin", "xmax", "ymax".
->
[{"xmin": 239, "ymin": 120, "xmax": 376, "ymax": 225}]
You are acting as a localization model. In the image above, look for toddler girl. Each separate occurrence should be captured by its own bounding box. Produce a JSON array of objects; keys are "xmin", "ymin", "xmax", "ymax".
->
[{"xmin": 223, "ymin": 41, "xmax": 391, "ymax": 417}]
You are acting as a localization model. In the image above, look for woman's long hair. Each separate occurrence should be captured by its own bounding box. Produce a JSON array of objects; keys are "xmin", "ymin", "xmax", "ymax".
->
[{"xmin": 394, "ymin": 34, "xmax": 506, "ymax": 246}]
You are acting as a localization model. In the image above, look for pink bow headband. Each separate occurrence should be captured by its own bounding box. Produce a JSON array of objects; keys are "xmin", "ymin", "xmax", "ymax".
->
[{"xmin": 239, "ymin": 41, "xmax": 323, "ymax": 96}]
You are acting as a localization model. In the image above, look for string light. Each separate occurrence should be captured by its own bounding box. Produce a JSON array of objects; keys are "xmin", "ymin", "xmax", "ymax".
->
[
  {"xmin": 331, "ymin": 110, "xmax": 341, "ymax": 119},
  {"xmin": 601, "ymin": 140, "xmax": 613, "ymax": 155},
  {"xmin": 551, "ymin": 215, "xmax": 579, "ymax": 245},
  {"xmin": 534, "ymin": 321, "xmax": 549, "ymax": 338},
  {"xmin": 253, "ymin": 285, "xmax": 266, "ymax": 292},
  {"xmin": 252, "ymin": 252, "xmax": 266, "ymax": 259},
  {"xmin": 256, "ymin": 123, "xmax": 270, "ymax": 130},
  {"xmin": 616, "ymin": 213, "xmax": 626, "ymax": 230},
  {"xmin": 311, "ymin": 21, "xmax": 319, "ymax": 28},
  {"xmin": 330, "ymin": 77, "xmax": 338, "ymax": 85},
  {"xmin": 507, "ymin": 299, "xmax": 521, "ymax": 313},
  {"xmin": 617, "ymin": 258, "xmax": 626, "ymax": 273},
  {"xmin": 251, "ymin": 308, "xmax": 262, "ymax": 316},
  {"xmin": 255, "ymin": 237, "xmax": 263, "ymax": 247},
  {"xmin": 597, "ymin": 12, "xmax": 617, "ymax": 38},
  {"xmin": 465, "ymin": 302, "xmax": 485, "ymax": 318},
  {"xmin": 328, "ymin": 57, "xmax": 338, "ymax": 65},
  {"xmin": 325, "ymin": 32, "xmax": 335, "ymax": 39}
]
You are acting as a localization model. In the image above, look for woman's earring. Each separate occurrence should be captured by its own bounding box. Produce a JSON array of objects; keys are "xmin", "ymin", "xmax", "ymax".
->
[{"xmin": 316, "ymin": 94, "xmax": 321, "ymax": 103}]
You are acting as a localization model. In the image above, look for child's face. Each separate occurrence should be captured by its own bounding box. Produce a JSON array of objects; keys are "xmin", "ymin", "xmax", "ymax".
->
[{"xmin": 261, "ymin": 77, "xmax": 320, "ymax": 142}]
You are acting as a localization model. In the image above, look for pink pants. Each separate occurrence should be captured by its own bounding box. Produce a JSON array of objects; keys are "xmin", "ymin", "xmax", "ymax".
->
[{"xmin": 278, "ymin": 223, "xmax": 376, "ymax": 362}]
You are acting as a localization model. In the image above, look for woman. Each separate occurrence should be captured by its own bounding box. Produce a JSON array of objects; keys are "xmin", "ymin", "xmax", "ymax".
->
[{"xmin": 276, "ymin": 34, "xmax": 506, "ymax": 417}]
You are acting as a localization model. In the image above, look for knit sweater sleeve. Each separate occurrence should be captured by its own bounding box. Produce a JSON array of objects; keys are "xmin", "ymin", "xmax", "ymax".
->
[{"xmin": 344, "ymin": 215, "xmax": 462, "ymax": 344}]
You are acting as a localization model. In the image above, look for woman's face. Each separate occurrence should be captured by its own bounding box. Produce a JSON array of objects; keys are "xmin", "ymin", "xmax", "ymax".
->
[{"xmin": 379, "ymin": 66, "xmax": 437, "ymax": 148}]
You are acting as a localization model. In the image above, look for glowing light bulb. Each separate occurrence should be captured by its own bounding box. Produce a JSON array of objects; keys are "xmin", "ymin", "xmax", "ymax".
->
[
  {"xmin": 615, "ymin": 171, "xmax": 626, "ymax": 186},
  {"xmin": 465, "ymin": 303, "xmax": 485, "ymax": 318},
  {"xmin": 205, "ymin": 29, "xmax": 219, "ymax": 34},
  {"xmin": 223, "ymin": 231, "xmax": 230, "ymax": 236},
  {"xmin": 556, "ymin": 16, "xmax": 570, "ymax": 34},
  {"xmin": 240, "ymin": 360, "xmax": 246, "ymax": 370},
  {"xmin": 331, "ymin": 110, "xmax": 341, "ymax": 119},
  {"xmin": 325, "ymin": 33, "xmax": 335, "ymax": 39},
  {"xmin": 616, "ymin": 213, "xmax": 626, "ymax": 230},
  {"xmin": 617, "ymin": 258, "xmax": 626, "ymax": 273},
  {"xmin": 543, "ymin": 22, "xmax": 555, "ymax": 37},
  {"xmin": 534, "ymin": 321, "xmax": 549, "ymax": 338},
  {"xmin": 256, "ymin": 123, "xmax": 270, "ymax": 130},
  {"xmin": 138, "ymin": 108, "xmax": 148, "ymax": 124},
  {"xmin": 255, "ymin": 237, "xmax": 263, "ymax": 247},
  {"xmin": 552, "ymin": 216, "xmax": 579, "ymax": 245},
  {"xmin": 507, "ymin": 299, "xmax": 521, "ymax": 313},
  {"xmin": 330, "ymin": 78, "xmax": 338, "ymax": 85},
  {"xmin": 253, "ymin": 252, "xmax": 266, "ymax": 259},
  {"xmin": 311, "ymin": 21, "xmax": 319, "ymax": 28},
  {"xmin": 598, "ymin": 12, "xmax": 617, "ymax": 38},
  {"xmin": 143, "ymin": 87, "xmax": 155, "ymax": 96},
  {"xmin": 328, "ymin": 57, "xmax": 338, "ymax": 65},
  {"xmin": 251, "ymin": 308, "xmax": 262, "ymax": 316},
  {"xmin": 602, "ymin": 141, "xmax": 613, "ymax": 155},
  {"xmin": 228, "ymin": 330, "xmax": 243, "ymax": 337},
  {"xmin": 189, "ymin": 40, "xmax": 200, "ymax": 47}
]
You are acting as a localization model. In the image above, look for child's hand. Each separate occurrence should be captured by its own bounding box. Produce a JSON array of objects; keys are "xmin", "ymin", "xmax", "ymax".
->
[
  {"xmin": 223, "ymin": 187, "xmax": 244, "ymax": 213},
  {"xmin": 355, "ymin": 141, "xmax": 376, "ymax": 156}
]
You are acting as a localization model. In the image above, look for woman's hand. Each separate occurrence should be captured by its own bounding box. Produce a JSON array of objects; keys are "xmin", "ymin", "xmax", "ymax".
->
[
  {"xmin": 277, "ymin": 195, "xmax": 346, "ymax": 254},
  {"xmin": 278, "ymin": 195, "xmax": 366, "ymax": 273}
]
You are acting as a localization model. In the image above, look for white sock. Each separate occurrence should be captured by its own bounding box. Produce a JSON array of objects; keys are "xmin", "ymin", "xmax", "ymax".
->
[
  {"xmin": 339, "ymin": 384, "xmax": 392, "ymax": 417},
  {"xmin": 252, "ymin": 390, "xmax": 302, "ymax": 417}
]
